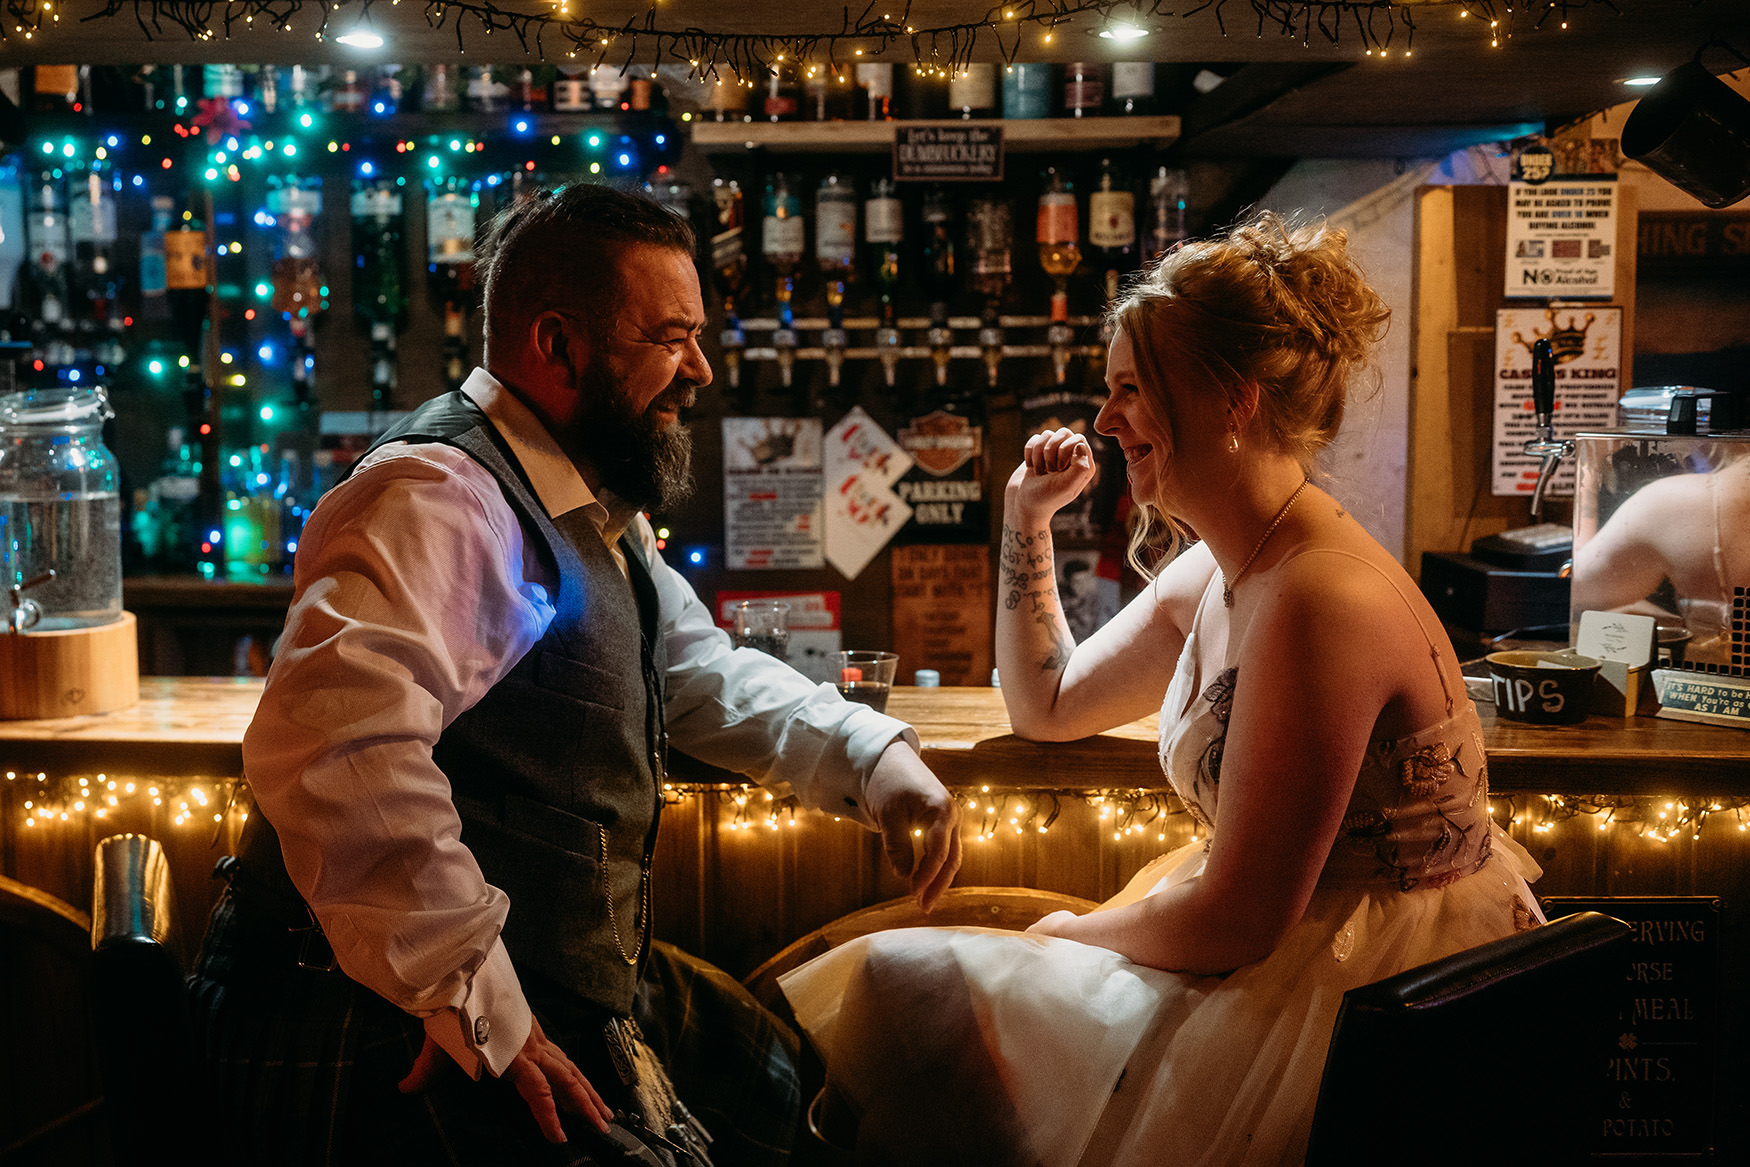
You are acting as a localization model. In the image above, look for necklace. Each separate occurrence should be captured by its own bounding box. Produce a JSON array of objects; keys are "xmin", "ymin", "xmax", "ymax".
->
[{"xmin": 1222, "ymin": 478, "xmax": 1310, "ymax": 608}]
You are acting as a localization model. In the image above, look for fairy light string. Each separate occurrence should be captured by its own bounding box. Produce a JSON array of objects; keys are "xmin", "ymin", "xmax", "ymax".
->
[
  {"xmin": 0, "ymin": 0, "xmax": 1637, "ymax": 71},
  {"xmin": 11, "ymin": 765, "xmax": 1746, "ymax": 847}
]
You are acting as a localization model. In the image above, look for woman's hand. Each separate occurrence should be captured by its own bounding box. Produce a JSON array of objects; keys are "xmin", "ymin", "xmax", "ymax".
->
[
  {"xmin": 1025, "ymin": 909, "xmax": 1083, "ymax": 941},
  {"xmin": 1006, "ymin": 428, "xmax": 1096, "ymax": 522}
]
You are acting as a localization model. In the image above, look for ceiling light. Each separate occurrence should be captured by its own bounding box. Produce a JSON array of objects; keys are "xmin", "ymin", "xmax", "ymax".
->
[
  {"xmin": 337, "ymin": 26, "xmax": 384, "ymax": 49},
  {"xmin": 1098, "ymin": 23, "xmax": 1150, "ymax": 42},
  {"xmin": 1621, "ymin": 76, "xmax": 1663, "ymax": 88}
]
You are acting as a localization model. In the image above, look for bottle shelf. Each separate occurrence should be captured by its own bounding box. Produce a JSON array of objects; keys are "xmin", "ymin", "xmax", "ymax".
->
[{"xmin": 690, "ymin": 115, "xmax": 1181, "ymax": 154}]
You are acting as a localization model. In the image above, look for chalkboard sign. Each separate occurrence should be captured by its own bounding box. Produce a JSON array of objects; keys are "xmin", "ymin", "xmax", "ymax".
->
[
  {"xmin": 894, "ymin": 124, "xmax": 1004, "ymax": 182},
  {"xmin": 1540, "ymin": 896, "xmax": 1721, "ymax": 1158}
]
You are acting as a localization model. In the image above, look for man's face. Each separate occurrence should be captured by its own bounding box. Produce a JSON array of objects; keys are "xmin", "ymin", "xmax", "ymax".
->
[{"xmin": 569, "ymin": 245, "xmax": 712, "ymax": 511}]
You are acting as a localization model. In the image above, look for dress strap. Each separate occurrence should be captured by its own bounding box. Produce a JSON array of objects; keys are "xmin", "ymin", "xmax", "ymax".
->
[{"xmin": 1279, "ymin": 548, "xmax": 1458, "ymax": 716}]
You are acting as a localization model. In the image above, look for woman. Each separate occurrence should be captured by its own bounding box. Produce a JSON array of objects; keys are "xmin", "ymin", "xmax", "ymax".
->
[{"xmin": 780, "ymin": 211, "xmax": 1542, "ymax": 1165}]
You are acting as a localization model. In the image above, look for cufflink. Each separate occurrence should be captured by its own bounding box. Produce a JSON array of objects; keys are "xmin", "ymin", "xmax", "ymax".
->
[{"xmin": 474, "ymin": 1016, "xmax": 491, "ymax": 1045}]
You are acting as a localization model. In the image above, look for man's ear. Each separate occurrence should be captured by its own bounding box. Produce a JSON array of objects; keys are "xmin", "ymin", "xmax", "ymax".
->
[{"xmin": 530, "ymin": 310, "xmax": 581, "ymax": 374}]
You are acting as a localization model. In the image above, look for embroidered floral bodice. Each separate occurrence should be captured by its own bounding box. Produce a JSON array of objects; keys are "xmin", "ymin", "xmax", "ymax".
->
[{"xmin": 1159, "ymin": 571, "xmax": 1495, "ymax": 891}]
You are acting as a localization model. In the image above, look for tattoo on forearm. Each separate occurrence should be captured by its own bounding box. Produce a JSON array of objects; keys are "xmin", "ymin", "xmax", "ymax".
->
[{"xmin": 999, "ymin": 525, "xmax": 1055, "ymax": 613}]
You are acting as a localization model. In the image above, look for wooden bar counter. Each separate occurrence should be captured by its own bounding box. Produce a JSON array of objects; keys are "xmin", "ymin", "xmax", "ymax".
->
[{"xmin": 4, "ymin": 678, "xmax": 1747, "ymax": 792}]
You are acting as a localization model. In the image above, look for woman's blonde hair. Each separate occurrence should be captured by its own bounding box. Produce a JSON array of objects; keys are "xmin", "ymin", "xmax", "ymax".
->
[{"xmin": 1108, "ymin": 208, "xmax": 1390, "ymax": 575}]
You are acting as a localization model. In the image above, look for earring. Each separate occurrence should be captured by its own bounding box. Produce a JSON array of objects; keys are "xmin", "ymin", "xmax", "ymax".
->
[{"xmin": 1226, "ymin": 431, "xmax": 1240, "ymax": 454}]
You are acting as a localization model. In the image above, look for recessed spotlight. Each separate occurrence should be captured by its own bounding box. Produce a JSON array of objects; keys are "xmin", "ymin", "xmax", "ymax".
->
[
  {"xmin": 1098, "ymin": 23, "xmax": 1151, "ymax": 42},
  {"xmin": 1621, "ymin": 75, "xmax": 1663, "ymax": 88}
]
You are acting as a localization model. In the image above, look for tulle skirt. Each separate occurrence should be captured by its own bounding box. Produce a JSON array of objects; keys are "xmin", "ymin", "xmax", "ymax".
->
[{"xmin": 779, "ymin": 825, "xmax": 1543, "ymax": 1167}]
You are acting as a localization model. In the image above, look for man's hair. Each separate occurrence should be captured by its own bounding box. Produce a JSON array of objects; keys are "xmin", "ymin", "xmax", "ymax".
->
[{"xmin": 475, "ymin": 181, "xmax": 697, "ymax": 357}]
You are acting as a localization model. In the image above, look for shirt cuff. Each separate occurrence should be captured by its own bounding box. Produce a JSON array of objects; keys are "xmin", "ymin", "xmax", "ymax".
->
[
  {"xmin": 840, "ymin": 711, "xmax": 921, "ymax": 828},
  {"xmin": 423, "ymin": 940, "xmax": 532, "ymax": 1080}
]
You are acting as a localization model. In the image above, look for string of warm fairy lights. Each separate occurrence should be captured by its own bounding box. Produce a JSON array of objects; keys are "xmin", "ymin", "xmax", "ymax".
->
[
  {"xmin": 10, "ymin": 766, "xmax": 1749, "ymax": 847},
  {"xmin": 0, "ymin": 0, "xmax": 1636, "ymax": 70}
]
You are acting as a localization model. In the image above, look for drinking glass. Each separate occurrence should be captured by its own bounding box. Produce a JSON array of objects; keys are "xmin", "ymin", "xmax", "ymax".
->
[
  {"xmin": 835, "ymin": 650, "xmax": 899, "ymax": 713},
  {"xmin": 731, "ymin": 600, "xmax": 791, "ymax": 660}
]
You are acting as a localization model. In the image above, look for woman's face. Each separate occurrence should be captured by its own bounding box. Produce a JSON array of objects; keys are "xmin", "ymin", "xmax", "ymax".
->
[{"xmin": 1095, "ymin": 324, "xmax": 1227, "ymax": 509}]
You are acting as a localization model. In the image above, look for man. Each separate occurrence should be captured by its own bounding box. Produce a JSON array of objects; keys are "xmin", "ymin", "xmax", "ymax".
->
[{"xmin": 190, "ymin": 183, "xmax": 961, "ymax": 1165}]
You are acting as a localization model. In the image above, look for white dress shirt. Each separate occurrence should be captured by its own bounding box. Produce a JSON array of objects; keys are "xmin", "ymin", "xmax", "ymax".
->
[{"xmin": 242, "ymin": 368, "xmax": 914, "ymax": 1079}]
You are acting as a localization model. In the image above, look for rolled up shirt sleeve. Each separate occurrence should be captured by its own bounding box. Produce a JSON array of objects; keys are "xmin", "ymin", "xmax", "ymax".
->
[{"xmin": 241, "ymin": 444, "xmax": 551, "ymax": 1079}]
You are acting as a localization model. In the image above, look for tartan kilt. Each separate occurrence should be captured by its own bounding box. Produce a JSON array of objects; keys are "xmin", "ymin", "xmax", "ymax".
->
[{"xmin": 188, "ymin": 886, "xmax": 800, "ymax": 1167}]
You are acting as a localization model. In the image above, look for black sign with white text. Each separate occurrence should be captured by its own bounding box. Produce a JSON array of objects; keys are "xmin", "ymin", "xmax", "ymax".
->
[{"xmin": 1540, "ymin": 896, "xmax": 1720, "ymax": 1157}]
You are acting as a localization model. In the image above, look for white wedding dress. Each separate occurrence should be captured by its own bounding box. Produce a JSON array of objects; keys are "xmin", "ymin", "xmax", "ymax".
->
[{"xmin": 781, "ymin": 569, "xmax": 1543, "ymax": 1166}]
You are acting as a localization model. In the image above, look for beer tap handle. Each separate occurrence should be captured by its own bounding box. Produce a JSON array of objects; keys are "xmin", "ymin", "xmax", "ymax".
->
[{"xmin": 1530, "ymin": 337, "xmax": 1556, "ymax": 435}]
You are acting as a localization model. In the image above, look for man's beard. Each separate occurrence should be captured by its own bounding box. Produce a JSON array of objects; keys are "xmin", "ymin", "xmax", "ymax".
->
[{"xmin": 575, "ymin": 360, "xmax": 696, "ymax": 512}]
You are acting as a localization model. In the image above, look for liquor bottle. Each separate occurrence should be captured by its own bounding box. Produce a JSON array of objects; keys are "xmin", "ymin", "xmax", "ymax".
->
[
  {"xmin": 706, "ymin": 76, "xmax": 751, "ymax": 122},
  {"xmin": 764, "ymin": 65, "xmax": 802, "ymax": 122},
  {"xmin": 920, "ymin": 188, "xmax": 959, "ymax": 389},
  {"xmin": 762, "ymin": 172, "xmax": 805, "ymax": 388},
  {"xmin": 864, "ymin": 176, "xmax": 904, "ymax": 386},
  {"xmin": 370, "ymin": 64, "xmax": 405, "ymax": 115},
  {"xmin": 21, "ymin": 165, "xmax": 73, "ymax": 372},
  {"xmin": 1146, "ymin": 166, "xmax": 1189, "ymax": 260},
  {"xmin": 508, "ymin": 67, "xmax": 538, "ymax": 112},
  {"xmin": 1063, "ymin": 62, "xmax": 1105, "ymax": 118},
  {"xmin": 1088, "ymin": 157, "xmax": 1137, "ymax": 307},
  {"xmin": 551, "ymin": 65, "xmax": 589, "ymax": 112},
  {"xmin": 949, "ymin": 64, "xmax": 998, "ymax": 119},
  {"xmin": 591, "ymin": 65, "xmax": 630, "ymax": 111},
  {"xmin": 368, "ymin": 319, "xmax": 398, "ymax": 412},
  {"xmin": 350, "ymin": 177, "xmax": 406, "ymax": 333},
  {"xmin": 145, "ymin": 427, "xmax": 202, "ymax": 572},
  {"xmin": 465, "ymin": 66, "xmax": 506, "ymax": 112},
  {"xmin": 421, "ymin": 63, "xmax": 460, "ymax": 112},
  {"xmin": 1110, "ymin": 63, "xmax": 1156, "ymax": 115},
  {"xmin": 1037, "ymin": 166, "xmax": 1081, "ymax": 382},
  {"xmin": 898, "ymin": 66, "xmax": 948, "ymax": 120},
  {"xmin": 268, "ymin": 176, "xmax": 325, "ymax": 324},
  {"xmin": 163, "ymin": 191, "xmax": 220, "ymax": 567},
  {"xmin": 328, "ymin": 69, "xmax": 365, "ymax": 114},
  {"xmin": 1002, "ymin": 63, "xmax": 1054, "ymax": 120},
  {"xmin": 29, "ymin": 65, "xmax": 81, "ymax": 112},
  {"xmin": 67, "ymin": 153, "xmax": 121, "ymax": 362},
  {"xmin": 137, "ymin": 194, "xmax": 172, "ymax": 324},
  {"xmin": 967, "ymin": 196, "xmax": 1013, "ymax": 387},
  {"xmin": 426, "ymin": 174, "xmax": 477, "ymax": 392},
  {"xmin": 709, "ymin": 177, "xmax": 750, "ymax": 393},
  {"xmin": 815, "ymin": 172, "xmax": 857, "ymax": 389},
  {"xmin": 856, "ymin": 63, "xmax": 894, "ymax": 120}
]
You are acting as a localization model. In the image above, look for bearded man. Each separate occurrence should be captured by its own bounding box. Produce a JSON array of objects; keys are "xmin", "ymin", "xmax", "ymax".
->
[{"xmin": 189, "ymin": 183, "xmax": 960, "ymax": 1167}]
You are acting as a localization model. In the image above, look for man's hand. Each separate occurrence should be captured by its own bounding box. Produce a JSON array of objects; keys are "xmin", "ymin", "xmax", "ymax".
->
[
  {"xmin": 398, "ymin": 1015, "xmax": 612, "ymax": 1144},
  {"xmin": 865, "ymin": 741, "xmax": 962, "ymax": 912}
]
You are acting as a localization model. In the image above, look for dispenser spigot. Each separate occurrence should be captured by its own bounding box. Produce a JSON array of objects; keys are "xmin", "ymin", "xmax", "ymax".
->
[
  {"xmin": 822, "ymin": 327, "xmax": 848, "ymax": 388},
  {"xmin": 979, "ymin": 314, "xmax": 1004, "ymax": 389},
  {"xmin": 773, "ymin": 327, "xmax": 798, "ymax": 388},
  {"xmin": 1048, "ymin": 322, "xmax": 1074, "ymax": 385},
  {"xmin": 927, "ymin": 303, "xmax": 953, "ymax": 388},
  {"xmin": 876, "ymin": 326, "xmax": 902, "ymax": 388},
  {"xmin": 719, "ymin": 324, "xmax": 745, "ymax": 391},
  {"xmin": 6, "ymin": 570, "xmax": 54, "ymax": 635}
]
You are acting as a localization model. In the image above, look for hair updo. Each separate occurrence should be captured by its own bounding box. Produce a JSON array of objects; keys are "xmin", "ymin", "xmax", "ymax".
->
[{"xmin": 1109, "ymin": 209, "xmax": 1390, "ymax": 472}]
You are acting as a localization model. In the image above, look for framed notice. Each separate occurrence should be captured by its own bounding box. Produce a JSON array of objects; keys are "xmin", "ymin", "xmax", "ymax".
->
[
  {"xmin": 1491, "ymin": 306, "xmax": 1621, "ymax": 497},
  {"xmin": 1539, "ymin": 896, "xmax": 1721, "ymax": 1158},
  {"xmin": 1505, "ymin": 179, "xmax": 1618, "ymax": 299},
  {"xmin": 722, "ymin": 417, "xmax": 824, "ymax": 570}
]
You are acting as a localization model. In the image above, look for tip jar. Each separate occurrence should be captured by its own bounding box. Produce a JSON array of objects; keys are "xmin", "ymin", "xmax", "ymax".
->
[{"xmin": 1, "ymin": 385, "xmax": 123, "ymax": 633}]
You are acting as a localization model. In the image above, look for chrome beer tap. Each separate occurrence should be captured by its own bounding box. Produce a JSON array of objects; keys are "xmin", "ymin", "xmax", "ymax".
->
[{"xmin": 1522, "ymin": 337, "xmax": 1574, "ymax": 520}]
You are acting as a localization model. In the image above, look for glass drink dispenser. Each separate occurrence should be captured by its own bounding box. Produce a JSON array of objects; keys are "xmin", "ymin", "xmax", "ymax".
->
[
  {"xmin": 0, "ymin": 385, "xmax": 139, "ymax": 717},
  {"xmin": 1569, "ymin": 385, "xmax": 1750, "ymax": 692}
]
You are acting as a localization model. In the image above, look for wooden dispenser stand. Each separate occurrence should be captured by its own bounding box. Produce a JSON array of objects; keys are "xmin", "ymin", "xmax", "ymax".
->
[{"xmin": 0, "ymin": 612, "xmax": 140, "ymax": 719}]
